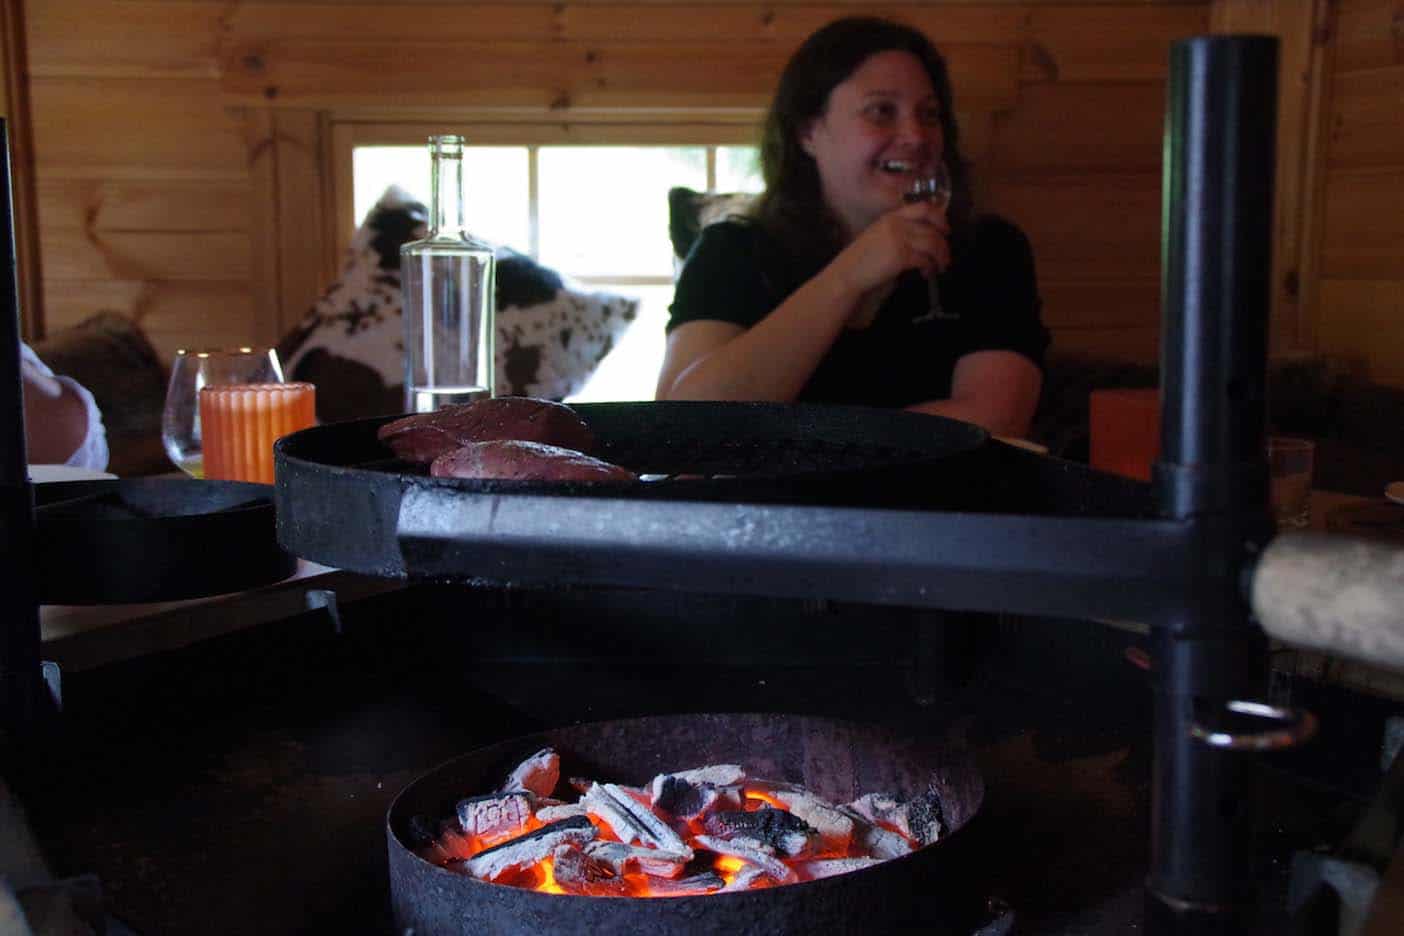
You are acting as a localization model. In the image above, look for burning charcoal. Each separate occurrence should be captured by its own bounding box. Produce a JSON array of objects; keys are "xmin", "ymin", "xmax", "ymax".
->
[
  {"xmin": 462, "ymin": 815, "xmax": 597, "ymax": 882},
  {"xmin": 405, "ymin": 814, "xmax": 439, "ymax": 849},
  {"xmin": 437, "ymin": 818, "xmax": 477, "ymax": 860},
  {"xmin": 500, "ymin": 747, "xmax": 560, "ymax": 798},
  {"xmin": 722, "ymin": 864, "xmax": 781, "ymax": 892},
  {"xmin": 648, "ymin": 765, "xmax": 746, "ymax": 805},
  {"xmin": 551, "ymin": 844, "xmax": 630, "ymax": 896},
  {"xmin": 535, "ymin": 802, "xmax": 587, "ymax": 823},
  {"xmin": 793, "ymin": 857, "xmax": 885, "ymax": 881},
  {"xmin": 584, "ymin": 841, "xmax": 691, "ymax": 879},
  {"xmin": 582, "ymin": 783, "xmax": 692, "ymax": 856},
  {"xmin": 641, "ymin": 872, "xmax": 726, "ymax": 896},
  {"xmin": 456, "ymin": 791, "xmax": 533, "ymax": 840},
  {"xmin": 745, "ymin": 782, "xmax": 853, "ymax": 854},
  {"xmin": 837, "ymin": 807, "xmax": 915, "ymax": 860},
  {"xmin": 695, "ymin": 835, "xmax": 797, "ymax": 884},
  {"xmin": 847, "ymin": 791, "xmax": 944, "ymax": 845},
  {"xmin": 702, "ymin": 806, "xmax": 816, "ymax": 858},
  {"xmin": 406, "ymin": 815, "xmax": 453, "ymax": 864},
  {"xmin": 652, "ymin": 778, "xmax": 744, "ymax": 820}
]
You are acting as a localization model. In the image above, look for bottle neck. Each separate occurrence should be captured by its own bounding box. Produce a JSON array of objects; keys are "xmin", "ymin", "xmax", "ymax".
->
[{"xmin": 430, "ymin": 137, "xmax": 465, "ymax": 235}]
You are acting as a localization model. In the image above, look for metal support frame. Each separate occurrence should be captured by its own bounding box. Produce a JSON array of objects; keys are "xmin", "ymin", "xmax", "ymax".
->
[
  {"xmin": 0, "ymin": 33, "xmax": 1290, "ymax": 928},
  {"xmin": 1146, "ymin": 36, "xmax": 1279, "ymax": 931},
  {"xmin": 0, "ymin": 117, "xmax": 50, "ymax": 733}
]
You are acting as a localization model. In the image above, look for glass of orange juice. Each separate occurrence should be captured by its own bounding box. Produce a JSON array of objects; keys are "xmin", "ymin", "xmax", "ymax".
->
[{"xmin": 199, "ymin": 382, "xmax": 316, "ymax": 485}]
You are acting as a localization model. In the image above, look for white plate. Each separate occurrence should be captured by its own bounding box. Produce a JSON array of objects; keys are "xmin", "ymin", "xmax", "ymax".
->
[
  {"xmin": 1387, "ymin": 482, "xmax": 1404, "ymax": 506},
  {"xmin": 28, "ymin": 464, "xmax": 117, "ymax": 483}
]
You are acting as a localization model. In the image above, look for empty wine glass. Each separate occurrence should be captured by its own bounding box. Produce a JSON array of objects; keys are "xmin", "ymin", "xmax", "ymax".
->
[
  {"xmin": 162, "ymin": 347, "xmax": 284, "ymax": 477},
  {"xmin": 904, "ymin": 162, "xmax": 956, "ymax": 320}
]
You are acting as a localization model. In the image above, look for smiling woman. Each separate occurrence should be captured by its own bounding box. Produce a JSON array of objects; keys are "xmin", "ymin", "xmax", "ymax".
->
[{"xmin": 657, "ymin": 16, "xmax": 1049, "ymax": 440}]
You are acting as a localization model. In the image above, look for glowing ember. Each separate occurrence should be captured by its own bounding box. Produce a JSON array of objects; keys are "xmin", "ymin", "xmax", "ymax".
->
[{"xmin": 409, "ymin": 748, "xmax": 944, "ymax": 897}]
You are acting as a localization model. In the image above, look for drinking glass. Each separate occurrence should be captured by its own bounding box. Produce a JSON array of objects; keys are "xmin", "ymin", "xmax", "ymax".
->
[
  {"xmin": 904, "ymin": 163, "xmax": 955, "ymax": 320},
  {"xmin": 1268, "ymin": 436, "xmax": 1315, "ymax": 529},
  {"xmin": 162, "ymin": 347, "xmax": 284, "ymax": 477}
]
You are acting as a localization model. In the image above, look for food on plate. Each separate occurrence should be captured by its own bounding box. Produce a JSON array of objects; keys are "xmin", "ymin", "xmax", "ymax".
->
[
  {"xmin": 430, "ymin": 440, "xmax": 637, "ymax": 483},
  {"xmin": 378, "ymin": 397, "xmax": 596, "ymax": 464}
]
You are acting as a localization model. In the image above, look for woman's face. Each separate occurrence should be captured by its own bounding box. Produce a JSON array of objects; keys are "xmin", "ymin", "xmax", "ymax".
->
[{"xmin": 800, "ymin": 50, "xmax": 944, "ymax": 239}]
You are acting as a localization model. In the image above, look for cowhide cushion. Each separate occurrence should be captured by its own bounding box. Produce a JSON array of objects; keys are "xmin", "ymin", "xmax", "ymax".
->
[
  {"xmin": 667, "ymin": 186, "xmax": 756, "ymax": 277},
  {"xmin": 277, "ymin": 185, "xmax": 641, "ymax": 424}
]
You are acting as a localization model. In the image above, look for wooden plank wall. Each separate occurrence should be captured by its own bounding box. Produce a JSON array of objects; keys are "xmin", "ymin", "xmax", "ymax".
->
[
  {"xmin": 24, "ymin": 1, "xmax": 1218, "ymax": 368},
  {"xmin": 1316, "ymin": 0, "xmax": 1404, "ymax": 388}
]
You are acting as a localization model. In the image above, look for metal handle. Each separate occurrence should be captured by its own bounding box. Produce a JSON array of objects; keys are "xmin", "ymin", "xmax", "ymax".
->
[{"xmin": 1190, "ymin": 699, "xmax": 1318, "ymax": 751}]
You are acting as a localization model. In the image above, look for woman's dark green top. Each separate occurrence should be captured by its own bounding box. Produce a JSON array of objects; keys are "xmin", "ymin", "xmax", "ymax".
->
[{"xmin": 667, "ymin": 215, "xmax": 1050, "ymax": 407}]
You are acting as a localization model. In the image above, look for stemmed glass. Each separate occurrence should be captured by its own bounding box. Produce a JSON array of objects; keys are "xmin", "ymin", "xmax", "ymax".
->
[
  {"xmin": 162, "ymin": 347, "xmax": 284, "ymax": 477},
  {"xmin": 904, "ymin": 162, "xmax": 956, "ymax": 320}
]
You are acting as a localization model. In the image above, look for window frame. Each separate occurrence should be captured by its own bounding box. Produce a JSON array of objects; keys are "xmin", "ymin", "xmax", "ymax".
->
[{"xmin": 329, "ymin": 116, "xmax": 762, "ymax": 288}]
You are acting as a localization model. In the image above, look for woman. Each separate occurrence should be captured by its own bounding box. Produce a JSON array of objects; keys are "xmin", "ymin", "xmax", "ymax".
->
[{"xmin": 658, "ymin": 17, "xmax": 1048, "ymax": 439}]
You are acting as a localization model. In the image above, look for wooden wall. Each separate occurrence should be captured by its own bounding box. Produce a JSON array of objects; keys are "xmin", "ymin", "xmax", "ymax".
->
[
  {"xmin": 1315, "ymin": 0, "xmax": 1404, "ymax": 388},
  {"xmin": 18, "ymin": 0, "xmax": 1379, "ymax": 383}
]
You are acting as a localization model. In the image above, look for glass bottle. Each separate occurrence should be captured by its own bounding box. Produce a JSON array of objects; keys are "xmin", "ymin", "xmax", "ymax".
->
[{"xmin": 400, "ymin": 134, "xmax": 496, "ymax": 413}]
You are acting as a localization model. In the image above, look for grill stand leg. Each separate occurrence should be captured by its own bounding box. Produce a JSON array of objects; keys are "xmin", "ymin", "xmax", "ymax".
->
[{"xmin": 1148, "ymin": 34, "xmax": 1278, "ymax": 930}]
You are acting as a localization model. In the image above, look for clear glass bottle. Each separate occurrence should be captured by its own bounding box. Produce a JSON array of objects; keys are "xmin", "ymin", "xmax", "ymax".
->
[{"xmin": 400, "ymin": 134, "xmax": 496, "ymax": 413}]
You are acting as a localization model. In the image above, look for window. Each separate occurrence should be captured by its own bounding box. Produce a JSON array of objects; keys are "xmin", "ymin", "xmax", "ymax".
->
[{"xmin": 343, "ymin": 127, "xmax": 763, "ymax": 402}]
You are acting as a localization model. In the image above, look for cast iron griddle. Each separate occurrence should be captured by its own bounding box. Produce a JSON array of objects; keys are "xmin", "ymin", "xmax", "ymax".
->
[
  {"xmin": 36, "ymin": 478, "xmax": 296, "ymax": 603},
  {"xmin": 275, "ymin": 401, "xmax": 1183, "ymax": 622}
]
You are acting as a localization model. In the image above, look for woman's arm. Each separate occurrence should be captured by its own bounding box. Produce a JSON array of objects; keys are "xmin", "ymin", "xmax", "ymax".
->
[
  {"xmin": 21, "ymin": 358, "xmax": 92, "ymax": 464},
  {"xmin": 905, "ymin": 350, "xmax": 1043, "ymax": 438},
  {"xmin": 658, "ymin": 202, "xmax": 949, "ymax": 402},
  {"xmin": 657, "ymin": 262, "xmax": 863, "ymax": 402}
]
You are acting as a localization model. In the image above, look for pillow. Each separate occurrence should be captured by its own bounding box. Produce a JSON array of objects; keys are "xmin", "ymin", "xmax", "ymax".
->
[
  {"xmin": 667, "ymin": 186, "xmax": 757, "ymax": 276},
  {"xmin": 278, "ymin": 185, "xmax": 642, "ymax": 423}
]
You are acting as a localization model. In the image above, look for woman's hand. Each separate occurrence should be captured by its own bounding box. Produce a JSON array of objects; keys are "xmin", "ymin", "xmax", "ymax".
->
[{"xmin": 832, "ymin": 200, "xmax": 950, "ymax": 299}]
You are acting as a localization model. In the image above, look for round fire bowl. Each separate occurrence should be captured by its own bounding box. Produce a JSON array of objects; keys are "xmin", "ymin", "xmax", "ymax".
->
[{"xmin": 387, "ymin": 712, "xmax": 984, "ymax": 935}]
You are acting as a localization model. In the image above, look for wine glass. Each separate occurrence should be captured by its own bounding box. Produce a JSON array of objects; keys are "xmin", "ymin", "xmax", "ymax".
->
[
  {"xmin": 904, "ymin": 162, "xmax": 956, "ymax": 320},
  {"xmin": 162, "ymin": 347, "xmax": 284, "ymax": 477}
]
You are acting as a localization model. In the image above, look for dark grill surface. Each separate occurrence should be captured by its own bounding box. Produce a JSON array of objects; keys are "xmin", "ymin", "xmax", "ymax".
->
[{"xmin": 7, "ymin": 584, "xmax": 1383, "ymax": 935}]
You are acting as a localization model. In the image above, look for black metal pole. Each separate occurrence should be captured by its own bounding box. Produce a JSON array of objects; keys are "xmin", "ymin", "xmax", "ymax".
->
[
  {"xmin": 0, "ymin": 116, "xmax": 48, "ymax": 732},
  {"xmin": 1148, "ymin": 35, "xmax": 1278, "ymax": 932}
]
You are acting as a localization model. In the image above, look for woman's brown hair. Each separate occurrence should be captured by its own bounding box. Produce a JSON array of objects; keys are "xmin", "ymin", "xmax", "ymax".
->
[{"xmin": 751, "ymin": 17, "xmax": 973, "ymax": 277}]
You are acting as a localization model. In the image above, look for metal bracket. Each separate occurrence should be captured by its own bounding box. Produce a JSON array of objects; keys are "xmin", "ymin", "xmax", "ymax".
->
[
  {"xmin": 306, "ymin": 588, "xmax": 343, "ymax": 635},
  {"xmin": 40, "ymin": 661, "xmax": 61, "ymax": 712}
]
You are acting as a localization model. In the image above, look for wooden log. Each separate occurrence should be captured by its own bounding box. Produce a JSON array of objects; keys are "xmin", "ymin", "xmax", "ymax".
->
[
  {"xmin": 1334, "ymin": 0, "xmax": 1404, "ymax": 73},
  {"xmin": 36, "ymin": 179, "xmax": 252, "ymax": 232},
  {"xmin": 217, "ymin": 37, "xmax": 1019, "ymax": 112},
  {"xmin": 26, "ymin": 0, "xmax": 224, "ymax": 80},
  {"xmin": 1253, "ymin": 532, "xmax": 1404, "ymax": 672},
  {"xmin": 30, "ymin": 78, "xmax": 250, "ymax": 178},
  {"xmin": 1321, "ymin": 168, "xmax": 1404, "ymax": 280}
]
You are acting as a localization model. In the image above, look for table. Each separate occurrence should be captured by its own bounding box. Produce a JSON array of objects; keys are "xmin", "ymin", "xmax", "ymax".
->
[{"xmin": 40, "ymin": 562, "xmax": 403, "ymax": 673}]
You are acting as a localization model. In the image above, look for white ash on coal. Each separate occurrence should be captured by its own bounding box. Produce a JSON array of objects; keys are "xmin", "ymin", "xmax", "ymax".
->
[
  {"xmin": 459, "ymin": 815, "xmax": 597, "ymax": 882},
  {"xmin": 456, "ymin": 791, "xmax": 534, "ymax": 841},
  {"xmin": 412, "ymin": 750, "xmax": 940, "ymax": 897},
  {"xmin": 702, "ymin": 806, "xmax": 816, "ymax": 858},
  {"xmin": 499, "ymin": 747, "xmax": 560, "ymax": 799}
]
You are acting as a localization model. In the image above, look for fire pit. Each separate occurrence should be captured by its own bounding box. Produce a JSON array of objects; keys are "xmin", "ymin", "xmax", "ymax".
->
[{"xmin": 387, "ymin": 713, "xmax": 984, "ymax": 935}]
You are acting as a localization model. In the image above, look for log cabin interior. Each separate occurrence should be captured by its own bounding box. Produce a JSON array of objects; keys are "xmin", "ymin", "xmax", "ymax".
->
[
  {"xmin": 3, "ymin": 0, "xmax": 1401, "ymax": 478},
  {"xmin": 4, "ymin": 2, "xmax": 1404, "ymax": 934}
]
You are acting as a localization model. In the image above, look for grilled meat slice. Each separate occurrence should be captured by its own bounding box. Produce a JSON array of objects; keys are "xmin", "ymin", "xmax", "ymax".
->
[
  {"xmin": 430, "ymin": 439, "xmax": 636, "ymax": 482},
  {"xmin": 378, "ymin": 396, "xmax": 595, "ymax": 464}
]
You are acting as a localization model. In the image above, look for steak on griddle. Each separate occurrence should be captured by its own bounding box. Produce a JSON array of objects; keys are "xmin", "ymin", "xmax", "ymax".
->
[
  {"xmin": 430, "ymin": 440, "xmax": 637, "ymax": 483},
  {"xmin": 378, "ymin": 397, "xmax": 596, "ymax": 464}
]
